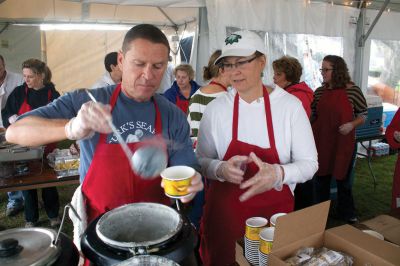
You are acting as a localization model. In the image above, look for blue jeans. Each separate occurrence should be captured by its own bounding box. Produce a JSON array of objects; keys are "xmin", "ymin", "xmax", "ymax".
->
[{"xmin": 7, "ymin": 191, "xmax": 24, "ymax": 209}]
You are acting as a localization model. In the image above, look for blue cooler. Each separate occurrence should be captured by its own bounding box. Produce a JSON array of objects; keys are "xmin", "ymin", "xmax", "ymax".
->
[
  {"xmin": 383, "ymin": 102, "xmax": 399, "ymax": 128},
  {"xmin": 355, "ymin": 106, "xmax": 383, "ymax": 138}
]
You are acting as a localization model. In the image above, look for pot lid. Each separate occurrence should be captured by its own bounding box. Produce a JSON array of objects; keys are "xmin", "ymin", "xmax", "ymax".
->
[
  {"xmin": 0, "ymin": 227, "xmax": 61, "ymax": 266},
  {"xmin": 115, "ymin": 255, "xmax": 180, "ymax": 266},
  {"xmin": 96, "ymin": 203, "xmax": 183, "ymax": 249}
]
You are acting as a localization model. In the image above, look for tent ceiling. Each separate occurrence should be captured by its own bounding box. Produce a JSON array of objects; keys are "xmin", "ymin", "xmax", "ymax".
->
[
  {"xmin": 0, "ymin": 0, "xmax": 201, "ymax": 27},
  {"xmin": 0, "ymin": 0, "xmax": 398, "ymax": 28},
  {"xmin": 313, "ymin": 0, "xmax": 400, "ymax": 13}
]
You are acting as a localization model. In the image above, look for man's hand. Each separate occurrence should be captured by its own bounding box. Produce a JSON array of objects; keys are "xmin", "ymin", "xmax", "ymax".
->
[
  {"xmin": 239, "ymin": 152, "xmax": 283, "ymax": 202},
  {"xmin": 339, "ymin": 122, "xmax": 354, "ymax": 135},
  {"xmin": 180, "ymin": 171, "xmax": 204, "ymax": 203},
  {"xmin": 394, "ymin": 131, "xmax": 400, "ymax": 143},
  {"xmin": 216, "ymin": 155, "xmax": 249, "ymax": 184},
  {"xmin": 65, "ymin": 101, "xmax": 112, "ymax": 140},
  {"xmin": 160, "ymin": 171, "xmax": 204, "ymax": 203}
]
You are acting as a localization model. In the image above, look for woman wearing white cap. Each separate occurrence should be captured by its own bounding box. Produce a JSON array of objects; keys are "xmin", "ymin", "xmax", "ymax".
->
[{"xmin": 196, "ymin": 31, "xmax": 318, "ymax": 265}]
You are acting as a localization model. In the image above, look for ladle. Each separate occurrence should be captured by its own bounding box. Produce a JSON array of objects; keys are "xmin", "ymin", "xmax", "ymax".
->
[{"xmin": 85, "ymin": 89, "xmax": 167, "ymax": 179}]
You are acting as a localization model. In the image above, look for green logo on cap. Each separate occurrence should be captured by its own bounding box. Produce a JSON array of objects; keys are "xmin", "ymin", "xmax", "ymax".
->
[{"xmin": 225, "ymin": 34, "xmax": 242, "ymax": 45}]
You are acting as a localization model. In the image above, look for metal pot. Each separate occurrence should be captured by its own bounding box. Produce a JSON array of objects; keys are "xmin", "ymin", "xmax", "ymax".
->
[
  {"xmin": 115, "ymin": 255, "xmax": 179, "ymax": 266},
  {"xmin": 0, "ymin": 228, "xmax": 79, "ymax": 266},
  {"xmin": 81, "ymin": 202, "xmax": 198, "ymax": 266}
]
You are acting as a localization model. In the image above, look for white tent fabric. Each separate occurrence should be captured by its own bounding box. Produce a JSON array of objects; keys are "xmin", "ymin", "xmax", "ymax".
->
[
  {"xmin": 206, "ymin": 0, "xmax": 358, "ymax": 84},
  {"xmin": 205, "ymin": 0, "xmax": 400, "ymax": 89}
]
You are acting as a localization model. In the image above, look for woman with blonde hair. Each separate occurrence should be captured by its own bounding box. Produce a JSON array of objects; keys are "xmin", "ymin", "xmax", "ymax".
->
[
  {"xmin": 163, "ymin": 64, "xmax": 200, "ymax": 113},
  {"xmin": 2, "ymin": 58, "xmax": 60, "ymax": 228}
]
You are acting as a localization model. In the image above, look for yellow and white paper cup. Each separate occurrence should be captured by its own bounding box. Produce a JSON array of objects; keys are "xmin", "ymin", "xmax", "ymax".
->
[
  {"xmin": 270, "ymin": 212, "xmax": 287, "ymax": 227},
  {"xmin": 259, "ymin": 227, "xmax": 275, "ymax": 254},
  {"xmin": 161, "ymin": 166, "xmax": 194, "ymax": 198},
  {"xmin": 245, "ymin": 217, "xmax": 268, "ymax": 241}
]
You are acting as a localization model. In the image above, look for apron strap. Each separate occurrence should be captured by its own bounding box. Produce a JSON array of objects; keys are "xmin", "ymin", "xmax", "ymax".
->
[
  {"xmin": 232, "ymin": 86, "xmax": 280, "ymax": 162},
  {"xmin": 209, "ymin": 81, "xmax": 227, "ymax": 91}
]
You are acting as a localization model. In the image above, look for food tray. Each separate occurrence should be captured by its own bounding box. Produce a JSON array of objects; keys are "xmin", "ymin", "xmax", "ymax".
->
[
  {"xmin": 54, "ymin": 155, "xmax": 80, "ymax": 178},
  {"xmin": 0, "ymin": 145, "xmax": 44, "ymax": 162}
]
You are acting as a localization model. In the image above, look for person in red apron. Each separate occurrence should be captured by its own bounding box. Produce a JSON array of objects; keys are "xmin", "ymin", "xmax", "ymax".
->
[
  {"xmin": 385, "ymin": 108, "xmax": 400, "ymax": 210},
  {"xmin": 196, "ymin": 31, "xmax": 318, "ymax": 265},
  {"xmin": 272, "ymin": 56, "xmax": 315, "ymax": 211},
  {"xmin": 2, "ymin": 58, "xmax": 61, "ymax": 228},
  {"xmin": 163, "ymin": 64, "xmax": 200, "ymax": 114},
  {"xmin": 81, "ymin": 84, "xmax": 171, "ymax": 223},
  {"xmin": 311, "ymin": 55, "xmax": 367, "ymax": 224}
]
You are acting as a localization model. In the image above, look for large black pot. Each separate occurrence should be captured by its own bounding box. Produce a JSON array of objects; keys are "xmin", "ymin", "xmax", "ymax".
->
[
  {"xmin": 0, "ymin": 227, "xmax": 79, "ymax": 266},
  {"xmin": 81, "ymin": 203, "xmax": 197, "ymax": 266}
]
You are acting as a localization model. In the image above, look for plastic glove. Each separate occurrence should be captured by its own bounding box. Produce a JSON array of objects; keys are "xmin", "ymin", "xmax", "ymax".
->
[
  {"xmin": 239, "ymin": 152, "xmax": 284, "ymax": 202},
  {"xmin": 65, "ymin": 101, "xmax": 112, "ymax": 140},
  {"xmin": 160, "ymin": 171, "xmax": 204, "ymax": 203},
  {"xmin": 394, "ymin": 131, "xmax": 400, "ymax": 143},
  {"xmin": 8, "ymin": 114, "xmax": 18, "ymax": 124},
  {"xmin": 216, "ymin": 155, "xmax": 249, "ymax": 184},
  {"xmin": 338, "ymin": 122, "xmax": 354, "ymax": 135}
]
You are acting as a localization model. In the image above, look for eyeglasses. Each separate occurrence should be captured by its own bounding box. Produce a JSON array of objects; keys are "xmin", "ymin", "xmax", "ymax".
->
[
  {"xmin": 221, "ymin": 55, "xmax": 259, "ymax": 71},
  {"xmin": 319, "ymin": 68, "xmax": 334, "ymax": 73}
]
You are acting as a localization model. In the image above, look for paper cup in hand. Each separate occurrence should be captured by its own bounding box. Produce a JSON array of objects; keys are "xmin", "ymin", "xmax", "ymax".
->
[{"xmin": 161, "ymin": 166, "xmax": 194, "ymax": 198}]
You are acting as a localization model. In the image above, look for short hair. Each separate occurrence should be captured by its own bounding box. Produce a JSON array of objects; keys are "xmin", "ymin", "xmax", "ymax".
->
[
  {"xmin": 272, "ymin": 56, "xmax": 303, "ymax": 84},
  {"xmin": 22, "ymin": 58, "xmax": 52, "ymax": 84},
  {"xmin": 174, "ymin": 64, "xmax": 195, "ymax": 80},
  {"xmin": 323, "ymin": 55, "xmax": 352, "ymax": 88},
  {"xmin": 122, "ymin": 24, "xmax": 170, "ymax": 55},
  {"xmin": 104, "ymin": 52, "xmax": 118, "ymax": 72},
  {"xmin": 203, "ymin": 50, "xmax": 222, "ymax": 81}
]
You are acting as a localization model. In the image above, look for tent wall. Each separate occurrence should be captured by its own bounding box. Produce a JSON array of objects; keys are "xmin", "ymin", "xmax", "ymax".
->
[
  {"xmin": 204, "ymin": 0, "xmax": 400, "ymax": 92},
  {"xmin": 45, "ymin": 30, "xmax": 125, "ymax": 92},
  {"xmin": 205, "ymin": 0, "xmax": 359, "ymax": 87},
  {"xmin": 0, "ymin": 24, "xmax": 41, "ymax": 74}
]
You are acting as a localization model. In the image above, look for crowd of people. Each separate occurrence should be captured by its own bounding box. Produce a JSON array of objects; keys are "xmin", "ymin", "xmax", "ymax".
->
[{"xmin": 2, "ymin": 23, "xmax": 397, "ymax": 266}]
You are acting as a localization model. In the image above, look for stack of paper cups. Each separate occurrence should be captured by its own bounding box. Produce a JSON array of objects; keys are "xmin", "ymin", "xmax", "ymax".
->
[
  {"xmin": 244, "ymin": 217, "xmax": 268, "ymax": 265},
  {"xmin": 258, "ymin": 227, "xmax": 275, "ymax": 266}
]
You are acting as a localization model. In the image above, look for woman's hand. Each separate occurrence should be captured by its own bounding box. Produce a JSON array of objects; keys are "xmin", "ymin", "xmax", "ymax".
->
[
  {"xmin": 216, "ymin": 155, "xmax": 249, "ymax": 184},
  {"xmin": 339, "ymin": 122, "xmax": 354, "ymax": 135},
  {"xmin": 239, "ymin": 152, "xmax": 283, "ymax": 202}
]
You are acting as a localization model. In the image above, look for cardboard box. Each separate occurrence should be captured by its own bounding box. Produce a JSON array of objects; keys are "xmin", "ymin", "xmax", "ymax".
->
[
  {"xmin": 362, "ymin": 215, "xmax": 400, "ymax": 246},
  {"xmin": 268, "ymin": 201, "xmax": 400, "ymax": 266}
]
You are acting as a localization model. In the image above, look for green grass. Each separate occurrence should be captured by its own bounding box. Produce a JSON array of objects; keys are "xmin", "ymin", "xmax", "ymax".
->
[
  {"xmin": 0, "ymin": 155, "xmax": 397, "ymax": 237},
  {"xmin": 0, "ymin": 185, "xmax": 78, "ymax": 236},
  {"xmin": 327, "ymin": 154, "xmax": 396, "ymax": 228}
]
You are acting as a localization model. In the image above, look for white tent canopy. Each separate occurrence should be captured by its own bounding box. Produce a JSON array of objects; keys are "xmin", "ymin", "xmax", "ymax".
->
[{"xmin": 0, "ymin": 0, "xmax": 399, "ymax": 95}]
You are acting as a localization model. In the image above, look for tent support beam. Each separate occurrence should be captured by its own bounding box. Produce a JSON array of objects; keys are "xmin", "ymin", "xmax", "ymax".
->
[
  {"xmin": 157, "ymin": 7, "xmax": 178, "ymax": 32},
  {"xmin": 359, "ymin": 0, "xmax": 391, "ymax": 47}
]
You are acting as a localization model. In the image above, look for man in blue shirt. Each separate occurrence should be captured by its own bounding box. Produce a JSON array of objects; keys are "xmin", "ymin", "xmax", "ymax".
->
[{"xmin": 6, "ymin": 24, "xmax": 203, "ymax": 223}]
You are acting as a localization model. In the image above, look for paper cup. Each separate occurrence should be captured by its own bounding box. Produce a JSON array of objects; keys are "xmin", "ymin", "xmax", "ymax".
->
[
  {"xmin": 270, "ymin": 212, "xmax": 286, "ymax": 227},
  {"xmin": 259, "ymin": 227, "xmax": 274, "ymax": 255},
  {"xmin": 161, "ymin": 166, "xmax": 194, "ymax": 198},
  {"xmin": 245, "ymin": 217, "xmax": 268, "ymax": 241}
]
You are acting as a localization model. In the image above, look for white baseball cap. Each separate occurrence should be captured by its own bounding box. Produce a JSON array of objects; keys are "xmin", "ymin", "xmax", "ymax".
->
[{"xmin": 214, "ymin": 30, "xmax": 266, "ymax": 65}]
